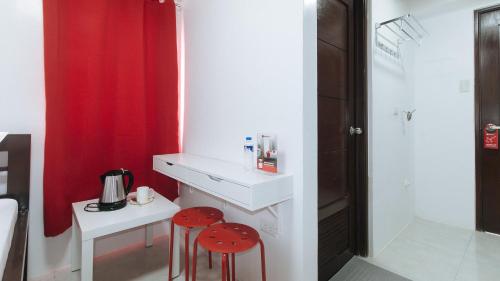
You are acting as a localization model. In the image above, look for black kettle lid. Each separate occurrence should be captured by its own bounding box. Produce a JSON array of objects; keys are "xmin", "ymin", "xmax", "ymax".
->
[{"xmin": 100, "ymin": 169, "xmax": 128, "ymax": 184}]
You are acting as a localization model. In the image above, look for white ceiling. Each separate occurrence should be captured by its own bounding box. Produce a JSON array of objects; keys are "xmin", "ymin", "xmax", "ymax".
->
[{"xmin": 402, "ymin": 0, "xmax": 500, "ymax": 18}]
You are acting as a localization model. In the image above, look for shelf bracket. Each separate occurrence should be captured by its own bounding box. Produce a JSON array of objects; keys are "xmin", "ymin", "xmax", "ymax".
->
[{"xmin": 266, "ymin": 205, "xmax": 279, "ymax": 219}]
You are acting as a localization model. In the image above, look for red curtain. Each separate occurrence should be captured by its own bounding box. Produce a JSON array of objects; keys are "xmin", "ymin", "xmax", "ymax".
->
[{"xmin": 43, "ymin": 0, "xmax": 179, "ymax": 236}]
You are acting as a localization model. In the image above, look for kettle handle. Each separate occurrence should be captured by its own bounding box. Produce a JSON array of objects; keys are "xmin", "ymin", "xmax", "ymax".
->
[{"xmin": 122, "ymin": 170, "xmax": 134, "ymax": 195}]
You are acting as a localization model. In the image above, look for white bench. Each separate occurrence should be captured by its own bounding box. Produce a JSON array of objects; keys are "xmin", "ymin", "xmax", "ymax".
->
[{"xmin": 71, "ymin": 193, "xmax": 180, "ymax": 281}]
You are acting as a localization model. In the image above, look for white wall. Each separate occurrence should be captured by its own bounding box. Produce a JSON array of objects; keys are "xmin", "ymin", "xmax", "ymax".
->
[
  {"xmin": 410, "ymin": 0, "xmax": 500, "ymax": 230},
  {"xmin": 0, "ymin": 0, "xmax": 52, "ymax": 278},
  {"xmin": 369, "ymin": 0, "xmax": 416, "ymax": 257},
  {"xmin": 0, "ymin": 1, "xmax": 172, "ymax": 280},
  {"xmin": 180, "ymin": 0, "xmax": 317, "ymax": 280}
]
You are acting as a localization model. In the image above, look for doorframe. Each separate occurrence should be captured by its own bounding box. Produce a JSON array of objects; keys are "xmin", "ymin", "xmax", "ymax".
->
[
  {"xmin": 353, "ymin": 0, "xmax": 369, "ymax": 256},
  {"xmin": 316, "ymin": 0, "xmax": 368, "ymax": 265},
  {"xmin": 474, "ymin": 4, "xmax": 500, "ymax": 231}
]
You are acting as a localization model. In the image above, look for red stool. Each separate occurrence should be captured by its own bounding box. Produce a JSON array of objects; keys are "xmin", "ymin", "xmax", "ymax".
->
[
  {"xmin": 192, "ymin": 223, "xmax": 266, "ymax": 281},
  {"xmin": 168, "ymin": 207, "xmax": 225, "ymax": 281}
]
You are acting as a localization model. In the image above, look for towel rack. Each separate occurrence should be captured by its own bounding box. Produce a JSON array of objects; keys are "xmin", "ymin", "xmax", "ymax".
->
[{"xmin": 376, "ymin": 14, "xmax": 428, "ymax": 59}]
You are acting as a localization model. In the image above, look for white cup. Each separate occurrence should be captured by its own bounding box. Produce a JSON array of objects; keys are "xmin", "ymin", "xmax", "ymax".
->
[{"xmin": 136, "ymin": 186, "xmax": 150, "ymax": 205}]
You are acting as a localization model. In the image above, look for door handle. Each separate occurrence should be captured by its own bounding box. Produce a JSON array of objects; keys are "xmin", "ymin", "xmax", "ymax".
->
[
  {"xmin": 349, "ymin": 126, "xmax": 363, "ymax": 136},
  {"xmin": 486, "ymin": 124, "xmax": 500, "ymax": 132}
]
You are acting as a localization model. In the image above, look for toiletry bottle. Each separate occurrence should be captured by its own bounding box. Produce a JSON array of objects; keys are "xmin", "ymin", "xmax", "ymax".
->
[{"xmin": 243, "ymin": 136, "xmax": 254, "ymax": 170}]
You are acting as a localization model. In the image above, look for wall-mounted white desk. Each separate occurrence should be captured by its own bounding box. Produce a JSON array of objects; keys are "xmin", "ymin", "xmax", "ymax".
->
[{"xmin": 153, "ymin": 153, "xmax": 293, "ymax": 212}]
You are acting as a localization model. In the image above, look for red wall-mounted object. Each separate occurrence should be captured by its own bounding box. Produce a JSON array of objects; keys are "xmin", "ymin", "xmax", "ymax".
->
[{"xmin": 484, "ymin": 125, "xmax": 499, "ymax": 150}]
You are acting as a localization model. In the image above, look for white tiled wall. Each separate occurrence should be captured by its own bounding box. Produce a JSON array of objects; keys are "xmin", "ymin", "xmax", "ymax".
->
[{"xmin": 369, "ymin": 0, "xmax": 416, "ymax": 257}]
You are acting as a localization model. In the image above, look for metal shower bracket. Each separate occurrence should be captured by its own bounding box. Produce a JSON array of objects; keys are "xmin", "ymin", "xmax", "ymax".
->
[{"xmin": 376, "ymin": 14, "xmax": 428, "ymax": 59}]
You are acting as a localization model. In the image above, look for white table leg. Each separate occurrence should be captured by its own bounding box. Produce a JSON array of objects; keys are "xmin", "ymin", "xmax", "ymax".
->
[
  {"xmin": 81, "ymin": 239, "xmax": 94, "ymax": 281},
  {"xmin": 145, "ymin": 223, "xmax": 154, "ymax": 248},
  {"xmin": 71, "ymin": 214, "xmax": 81, "ymax": 272},
  {"xmin": 172, "ymin": 220, "xmax": 180, "ymax": 278}
]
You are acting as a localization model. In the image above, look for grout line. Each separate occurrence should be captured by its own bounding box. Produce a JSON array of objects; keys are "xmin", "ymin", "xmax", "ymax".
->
[
  {"xmin": 364, "ymin": 220, "xmax": 415, "ymax": 280},
  {"xmin": 453, "ymin": 232, "xmax": 473, "ymax": 281},
  {"xmin": 371, "ymin": 219, "xmax": 477, "ymax": 281},
  {"xmin": 371, "ymin": 219, "xmax": 413, "ymax": 259}
]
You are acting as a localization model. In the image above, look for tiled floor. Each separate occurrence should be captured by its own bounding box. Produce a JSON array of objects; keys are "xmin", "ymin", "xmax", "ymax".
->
[
  {"xmin": 63, "ymin": 237, "xmax": 221, "ymax": 281},
  {"xmin": 365, "ymin": 218, "xmax": 500, "ymax": 281},
  {"xmin": 330, "ymin": 257, "xmax": 410, "ymax": 281},
  {"xmin": 56, "ymin": 219, "xmax": 500, "ymax": 281}
]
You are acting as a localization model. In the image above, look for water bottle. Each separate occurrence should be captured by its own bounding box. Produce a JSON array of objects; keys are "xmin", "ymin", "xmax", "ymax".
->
[{"xmin": 243, "ymin": 136, "xmax": 254, "ymax": 170}]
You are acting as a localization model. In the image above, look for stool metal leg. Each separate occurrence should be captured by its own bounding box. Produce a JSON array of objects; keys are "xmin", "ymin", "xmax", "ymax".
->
[
  {"xmin": 221, "ymin": 219, "xmax": 228, "ymax": 279},
  {"xmin": 192, "ymin": 238, "xmax": 199, "ymax": 281},
  {"xmin": 209, "ymin": 251, "xmax": 213, "ymax": 269},
  {"xmin": 168, "ymin": 222, "xmax": 175, "ymax": 281},
  {"xmin": 221, "ymin": 254, "xmax": 228, "ymax": 281},
  {"xmin": 207, "ymin": 218, "xmax": 224, "ymax": 270},
  {"xmin": 231, "ymin": 253, "xmax": 235, "ymax": 281},
  {"xmin": 259, "ymin": 239, "xmax": 267, "ymax": 281},
  {"xmin": 185, "ymin": 228, "xmax": 191, "ymax": 281},
  {"xmin": 207, "ymin": 224, "xmax": 213, "ymax": 269}
]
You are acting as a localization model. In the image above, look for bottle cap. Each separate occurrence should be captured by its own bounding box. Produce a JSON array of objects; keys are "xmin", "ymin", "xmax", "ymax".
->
[{"xmin": 245, "ymin": 136, "xmax": 252, "ymax": 141}]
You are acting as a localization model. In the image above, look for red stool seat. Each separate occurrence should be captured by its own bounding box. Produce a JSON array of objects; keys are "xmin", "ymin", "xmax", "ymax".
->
[
  {"xmin": 173, "ymin": 207, "xmax": 224, "ymax": 227},
  {"xmin": 197, "ymin": 223, "xmax": 260, "ymax": 253},
  {"xmin": 192, "ymin": 223, "xmax": 266, "ymax": 281},
  {"xmin": 168, "ymin": 207, "xmax": 225, "ymax": 281}
]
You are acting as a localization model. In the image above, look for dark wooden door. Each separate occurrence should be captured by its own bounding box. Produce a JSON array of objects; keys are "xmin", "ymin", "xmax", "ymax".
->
[
  {"xmin": 476, "ymin": 6, "xmax": 500, "ymax": 234},
  {"xmin": 317, "ymin": 0, "xmax": 359, "ymax": 279}
]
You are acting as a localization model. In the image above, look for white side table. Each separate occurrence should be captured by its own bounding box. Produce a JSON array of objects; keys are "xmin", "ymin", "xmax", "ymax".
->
[{"xmin": 71, "ymin": 193, "xmax": 180, "ymax": 281}]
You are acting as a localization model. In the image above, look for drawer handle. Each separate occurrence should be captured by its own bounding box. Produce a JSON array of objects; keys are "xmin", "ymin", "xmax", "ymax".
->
[
  {"xmin": 166, "ymin": 162, "xmax": 174, "ymax": 166},
  {"xmin": 208, "ymin": 175, "xmax": 223, "ymax": 182}
]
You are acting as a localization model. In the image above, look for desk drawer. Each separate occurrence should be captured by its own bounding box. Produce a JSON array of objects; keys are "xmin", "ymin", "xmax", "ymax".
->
[
  {"xmin": 183, "ymin": 168, "xmax": 252, "ymax": 207},
  {"xmin": 153, "ymin": 158, "xmax": 187, "ymax": 181}
]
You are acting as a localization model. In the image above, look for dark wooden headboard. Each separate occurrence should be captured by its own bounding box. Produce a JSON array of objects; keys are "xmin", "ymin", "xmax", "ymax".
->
[
  {"xmin": 0, "ymin": 134, "xmax": 30, "ymax": 281},
  {"xmin": 0, "ymin": 134, "xmax": 31, "ymax": 211}
]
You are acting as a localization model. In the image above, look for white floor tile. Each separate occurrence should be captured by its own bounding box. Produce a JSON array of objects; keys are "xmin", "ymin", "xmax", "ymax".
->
[
  {"xmin": 65, "ymin": 237, "xmax": 223, "ymax": 281},
  {"xmin": 455, "ymin": 232, "xmax": 500, "ymax": 281},
  {"xmin": 399, "ymin": 218, "xmax": 473, "ymax": 254},
  {"xmin": 367, "ymin": 218, "xmax": 474, "ymax": 281},
  {"xmin": 374, "ymin": 235, "xmax": 463, "ymax": 281}
]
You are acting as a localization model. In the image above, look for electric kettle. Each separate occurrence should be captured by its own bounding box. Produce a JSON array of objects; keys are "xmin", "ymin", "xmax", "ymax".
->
[{"xmin": 85, "ymin": 169, "xmax": 134, "ymax": 212}]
